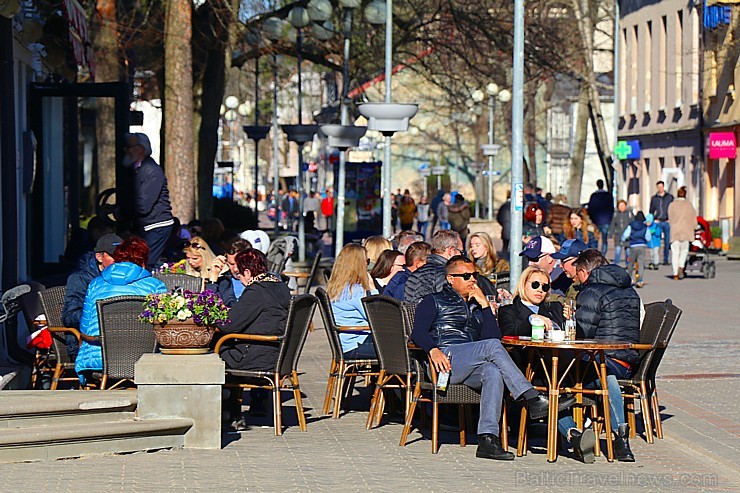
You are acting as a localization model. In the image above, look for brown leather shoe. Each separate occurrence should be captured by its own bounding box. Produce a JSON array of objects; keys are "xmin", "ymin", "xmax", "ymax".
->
[{"xmin": 672, "ymin": 275, "xmax": 679, "ymax": 280}]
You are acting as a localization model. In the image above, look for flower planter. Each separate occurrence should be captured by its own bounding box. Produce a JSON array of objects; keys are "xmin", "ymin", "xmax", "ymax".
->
[
  {"xmin": 153, "ymin": 320, "xmax": 215, "ymax": 355},
  {"xmin": 712, "ymin": 237, "xmax": 723, "ymax": 250}
]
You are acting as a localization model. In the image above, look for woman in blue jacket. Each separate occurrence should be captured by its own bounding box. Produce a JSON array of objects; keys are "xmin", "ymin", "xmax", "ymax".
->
[{"xmin": 75, "ymin": 236, "xmax": 167, "ymax": 384}]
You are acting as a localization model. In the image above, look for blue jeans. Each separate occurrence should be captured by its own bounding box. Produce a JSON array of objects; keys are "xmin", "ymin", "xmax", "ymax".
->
[
  {"xmin": 417, "ymin": 221, "xmax": 429, "ymax": 238},
  {"xmin": 141, "ymin": 225, "xmax": 173, "ymax": 270},
  {"xmin": 613, "ymin": 245, "xmax": 630, "ymax": 266},
  {"xmin": 343, "ymin": 337, "xmax": 376, "ymax": 359},
  {"xmin": 440, "ymin": 220, "xmax": 450, "ymax": 230},
  {"xmin": 557, "ymin": 355, "xmax": 632, "ymax": 438},
  {"xmin": 655, "ymin": 221, "xmax": 671, "ymax": 263},
  {"xmin": 444, "ymin": 339, "xmax": 533, "ymax": 437},
  {"xmin": 597, "ymin": 224, "xmax": 610, "ymax": 255}
]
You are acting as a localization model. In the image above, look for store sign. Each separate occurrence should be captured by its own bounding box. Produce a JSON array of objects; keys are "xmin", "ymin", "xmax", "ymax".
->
[
  {"xmin": 615, "ymin": 140, "xmax": 641, "ymax": 160},
  {"xmin": 708, "ymin": 132, "xmax": 737, "ymax": 159}
]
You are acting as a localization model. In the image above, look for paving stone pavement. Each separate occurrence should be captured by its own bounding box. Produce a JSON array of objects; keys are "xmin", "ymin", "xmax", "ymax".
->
[{"xmin": 0, "ymin": 255, "xmax": 738, "ymax": 492}]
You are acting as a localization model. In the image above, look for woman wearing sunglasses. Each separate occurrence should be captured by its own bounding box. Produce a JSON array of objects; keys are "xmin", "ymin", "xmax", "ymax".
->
[
  {"xmin": 497, "ymin": 265, "xmax": 566, "ymax": 338},
  {"xmin": 183, "ymin": 237, "xmax": 218, "ymax": 284}
]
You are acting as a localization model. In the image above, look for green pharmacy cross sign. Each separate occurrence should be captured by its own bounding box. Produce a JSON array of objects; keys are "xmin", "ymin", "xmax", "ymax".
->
[{"xmin": 615, "ymin": 141, "xmax": 632, "ymax": 160}]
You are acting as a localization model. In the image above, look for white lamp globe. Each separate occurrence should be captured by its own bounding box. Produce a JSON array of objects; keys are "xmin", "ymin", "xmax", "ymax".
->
[
  {"xmin": 307, "ymin": 0, "xmax": 332, "ymax": 22},
  {"xmin": 486, "ymin": 82, "xmax": 499, "ymax": 97},
  {"xmin": 224, "ymin": 95, "xmax": 239, "ymax": 109},
  {"xmin": 498, "ymin": 89, "xmax": 512, "ymax": 103},
  {"xmin": 289, "ymin": 6, "xmax": 310, "ymax": 28},
  {"xmin": 364, "ymin": 0, "xmax": 386, "ymax": 25}
]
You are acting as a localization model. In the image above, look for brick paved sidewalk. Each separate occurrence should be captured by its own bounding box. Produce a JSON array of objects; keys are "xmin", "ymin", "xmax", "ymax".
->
[{"xmin": 0, "ymin": 256, "xmax": 738, "ymax": 492}]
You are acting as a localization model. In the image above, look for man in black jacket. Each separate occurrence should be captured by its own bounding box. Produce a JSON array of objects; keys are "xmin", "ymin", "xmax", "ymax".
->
[
  {"xmin": 404, "ymin": 230, "xmax": 462, "ymax": 303},
  {"xmin": 557, "ymin": 249, "xmax": 639, "ymax": 462},
  {"xmin": 411, "ymin": 256, "xmax": 568, "ymax": 460},
  {"xmin": 648, "ymin": 180, "xmax": 674, "ymax": 265},
  {"xmin": 122, "ymin": 133, "xmax": 175, "ymax": 269}
]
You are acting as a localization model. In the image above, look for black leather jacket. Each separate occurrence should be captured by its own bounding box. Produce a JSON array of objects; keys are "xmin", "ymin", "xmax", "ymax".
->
[{"xmin": 429, "ymin": 285, "xmax": 482, "ymax": 349}]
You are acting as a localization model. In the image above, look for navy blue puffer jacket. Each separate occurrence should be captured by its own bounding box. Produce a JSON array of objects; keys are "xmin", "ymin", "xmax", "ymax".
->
[{"xmin": 576, "ymin": 264, "xmax": 640, "ymax": 365}]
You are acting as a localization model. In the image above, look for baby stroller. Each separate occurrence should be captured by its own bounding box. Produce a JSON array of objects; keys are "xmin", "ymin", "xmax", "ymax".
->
[{"xmin": 684, "ymin": 216, "xmax": 716, "ymax": 279}]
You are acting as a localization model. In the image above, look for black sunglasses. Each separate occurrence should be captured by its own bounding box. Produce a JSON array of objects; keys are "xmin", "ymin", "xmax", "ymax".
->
[
  {"xmin": 530, "ymin": 281, "xmax": 550, "ymax": 292},
  {"xmin": 449, "ymin": 272, "xmax": 477, "ymax": 281},
  {"xmin": 184, "ymin": 242, "xmax": 205, "ymax": 250}
]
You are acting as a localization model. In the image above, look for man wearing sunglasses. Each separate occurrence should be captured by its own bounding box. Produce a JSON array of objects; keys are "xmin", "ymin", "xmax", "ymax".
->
[
  {"xmin": 549, "ymin": 239, "xmax": 588, "ymax": 303},
  {"xmin": 411, "ymin": 256, "xmax": 574, "ymax": 461}
]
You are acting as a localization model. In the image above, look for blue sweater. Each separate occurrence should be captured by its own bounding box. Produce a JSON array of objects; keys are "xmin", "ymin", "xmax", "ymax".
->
[
  {"xmin": 330, "ymin": 284, "xmax": 378, "ymax": 353},
  {"xmin": 75, "ymin": 262, "xmax": 166, "ymax": 380}
]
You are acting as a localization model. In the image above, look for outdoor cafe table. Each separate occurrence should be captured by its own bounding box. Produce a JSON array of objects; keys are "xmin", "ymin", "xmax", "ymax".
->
[{"xmin": 501, "ymin": 337, "xmax": 633, "ymax": 463}]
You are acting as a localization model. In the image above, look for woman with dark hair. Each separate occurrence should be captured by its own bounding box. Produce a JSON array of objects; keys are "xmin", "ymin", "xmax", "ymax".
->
[
  {"xmin": 75, "ymin": 236, "xmax": 167, "ymax": 384},
  {"xmin": 369, "ymin": 249, "xmax": 405, "ymax": 294},
  {"xmin": 522, "ymin": 203, "xmax": 551, "ymax": 243},
  {"xmin": 216, "ymin": 248, "xmax": 291, "ymax": 424}
]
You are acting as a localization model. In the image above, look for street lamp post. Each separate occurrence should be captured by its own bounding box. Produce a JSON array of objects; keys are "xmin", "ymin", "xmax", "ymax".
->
[
  {"xmin": 243, "ymin": 56, "xmax": 271, "ymax": 200},
  {"xmin": 510, "ymin": 0, "xmax": 525, "ymax": 286}
]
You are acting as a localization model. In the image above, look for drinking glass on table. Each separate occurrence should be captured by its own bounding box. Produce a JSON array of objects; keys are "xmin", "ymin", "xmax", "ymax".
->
[
  {"xmin": 485, "ymin": 295, "xmax": 498, "ymax": 312},
  {"xmin": 564, "ymin": 299, "xmax": 577, "ymax": 340}
]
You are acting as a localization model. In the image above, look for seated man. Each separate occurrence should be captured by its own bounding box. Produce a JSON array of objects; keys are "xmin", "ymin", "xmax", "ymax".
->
[
  {"xmin": 549, "ymin": 239, "xmax": 587, "ymax": 303},
  {"xmin": 557, "ymin": 249, "xmax": 640, "ymax": 462},
  {"xmin": 384, "ymin": 241, "xmax": 430, "ymax": 300},
  {"xmin": 206, "ymin": 237, "xmax": 251, "ymax": 307},
  {"xmin": 411, "ymin": 255, "xmax": 573, "ymax": 460}
]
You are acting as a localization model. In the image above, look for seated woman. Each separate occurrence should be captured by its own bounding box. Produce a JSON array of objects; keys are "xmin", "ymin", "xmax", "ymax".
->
[
  {"xmin": 497, "ymin": 265, "xmax": 565, "ymax": 338},
  {"xmin": 216, "ymin": 249, "xmax": 291, "ymax": 424},
  {"xmin": 183, "ymin": 236, "xmax": 217, "ymax": 285},
  {"xmin": 75, "ymin": 236, "xmax": 167, "ymax": 385},
  {"xmin": 468, "ymin": 232, "xmax": 510, "ymax": 280},
  {"xmin": 369, "ymin": 249, "xmax": 405, "ymax": 294},
  {"xmin": 326, "ymin": 243, "xmax": 378, "ymax": 358},
  {"xmin": 563, "ymin": 208, "xmax": 599, "ymax": 249},
  {"xmin": 522, "ymin": 203, "xmax": 551, "ymax": 243},
  {"xmin": 362, "ymin": 235, "xmax": 392, "ymax": 271}
]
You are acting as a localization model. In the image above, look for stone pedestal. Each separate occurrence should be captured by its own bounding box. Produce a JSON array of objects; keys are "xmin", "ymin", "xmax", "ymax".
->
[{"xmin": 135, "ymin": 353, "xmax": 225, "ymax": 449}]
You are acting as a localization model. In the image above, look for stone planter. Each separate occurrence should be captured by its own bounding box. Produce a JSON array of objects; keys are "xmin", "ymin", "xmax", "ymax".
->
[{"xmin": 153, "ymin": 320, "xmax": 215, "ymax": 355}]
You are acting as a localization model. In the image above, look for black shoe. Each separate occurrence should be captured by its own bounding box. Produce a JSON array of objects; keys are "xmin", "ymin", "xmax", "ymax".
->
[
  {"xmin": 612, "ymin": 423, "xmax": 635, "ymax": 462},
  {"xmin": 225, "ymin": 414, "xmax": 249, "ymax": 432},
  {"xmin": 570, "ymin": 428, "xmax": 596, "ymax": 463},
  {"xmin": 476, "ymin": 434, "xmax": 515, "ymax": 460},
  {"xmin": 527, "ymin": 394, "xmax": 577, "ymax": 420}
]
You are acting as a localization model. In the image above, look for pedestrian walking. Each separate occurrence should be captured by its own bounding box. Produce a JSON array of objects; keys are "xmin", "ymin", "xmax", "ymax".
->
[
  {"xmin": 587, "ymin": 179, "xmax": 614, "ymax": 254},
  {"xmin": 437, "ymin": 193, "xmax": 451, "ymax": 230},
  {"xmin": 649, "ymin": 180, "xmax": 674, "ymax": 265},
  {"xmin": 416, "ymin": 195, "xmax": 431, "ymax": 238},
  {"xmin": 610, "ymin": 200, "xmax": 633, "ymax": 266},
  {"xmin": 667, "ymin": 186, "xmax": 697, "ymax": 280}
]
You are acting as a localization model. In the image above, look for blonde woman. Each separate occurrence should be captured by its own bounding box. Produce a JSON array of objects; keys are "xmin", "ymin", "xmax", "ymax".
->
[
  {"xmin": 467, "ymin": 232, "xmax": 510, "ymax": 280},
  {"xmin": 497, "ymin": 266, "xmax": 565, "ymax": 337},
  {"xmin": 326, "ymin": 243, "xmax": 377, "ymax": 358},
  {"xmin": 362, "ymin": 235, "xmax": 392, "ymax": 271},
  {"xmin": 183, "ymin": 236, "xmax": 217, "ymax": 283}
]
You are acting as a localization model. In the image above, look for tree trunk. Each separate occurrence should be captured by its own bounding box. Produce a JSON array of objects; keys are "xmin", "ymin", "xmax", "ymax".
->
[
  {"xmin": 164, "ymin": 0, "xmax": 195, "ymax": 222},
  {"xmin": 570, "ymin": 82, "xmax": 590, "ymax": 206},
  {"xmin": 572, "ymin": 0, "xmax": 613, "ymax": 189},
  {"xmin": 92, "ymin": 0, "xmax": 120, "ymax": 199}
]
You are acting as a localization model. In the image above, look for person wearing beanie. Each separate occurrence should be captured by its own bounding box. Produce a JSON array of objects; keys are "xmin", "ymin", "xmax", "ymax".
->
[{"xmin": 621, "ymin": 211, "xmax": 651, "ymax": 288}]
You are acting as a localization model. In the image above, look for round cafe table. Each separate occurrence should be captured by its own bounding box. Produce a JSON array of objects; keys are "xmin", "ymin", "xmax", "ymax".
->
[{"xmin": 501, "ymin": 337, "xmax": 632, "ymax": 463}]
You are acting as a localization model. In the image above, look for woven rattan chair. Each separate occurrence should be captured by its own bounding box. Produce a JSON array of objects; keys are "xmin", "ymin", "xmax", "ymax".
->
[
  {"xmin": 152, "ymin": 273, "xmax": 204, "ymax": 293},
  {"xmin": 96, "ymin": 296, "xmax": 157, "ymax": 390},
  {"xmin": 214, "ymin": 294, "xmax": 317, "ymax": 435},
  {"xmin": 38, "ymin": 286, "xmax": 81, "ymax": 390},
  {"xmin": 399, "ymin": 301, "xmax": 483, "ymax": 454},
  {"xmin": 362, "ymin": 295, "xmax": 413, "ymax": 429},
  {"xmin": 620, "ymin": 299, "xmax": 682, "ymax": 442},
  {"xmin": 315, "ymin": 287, "xmax": 379, "ymax": 418},
  {"xmin": 491, "ymin": 271, "xmax": 510, "ymax": 292}
]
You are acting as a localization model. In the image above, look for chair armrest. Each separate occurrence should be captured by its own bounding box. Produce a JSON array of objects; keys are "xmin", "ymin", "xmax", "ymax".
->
[
  {"xmin": 214, "ymin": 333, "xmax": 282, "ymax": 352},
  {"xmin": 630, "ymin": 343, "xmax": 656, "ymax": 351},
  {"xmin": 337, "ymin": 326, "xmax": 370, "ymax": 333},
  {"xmin": 79, "ymin": 333, "xmax": 100, "ymax": 343},
  {"xmin": 48, "ymin": 326, "xmax": 82, "ymax": 343},
  {"xmin": 283, "ymin": 272, "xmax": 311, "ymax": 279}
]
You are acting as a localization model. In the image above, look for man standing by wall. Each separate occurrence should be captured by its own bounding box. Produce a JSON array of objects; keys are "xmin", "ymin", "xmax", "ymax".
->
[
  {"xmin": 649, "ymin": 181, "xmax": 674, "ymax": 265},
  {"xmin": 587, "ymin": 179, "xmax": 614, "ymax": 254},
  {"xmin": 122, "ymin": 133, "xmax": 174, "ymax": 269}
]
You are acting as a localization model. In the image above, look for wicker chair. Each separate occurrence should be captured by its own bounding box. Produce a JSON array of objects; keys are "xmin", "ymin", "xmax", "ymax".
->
[
  {"xmin": 362, "ymin": 295, "xmax": 413, "ymax": 429},
  {"xmin": 38, "ymin": 286, "xmax": 81, "ymax": 390},
  {"xmin": 620, "ymin": 299, "xmax": 682, "ymax": 442},
  {"xmin": 283, "ymin": 252, "xmax": 322, "ymax": 295},
  {"xmin": 315, "ymin": 287, "xmax": 379, "ymax": 418},
  {"xmin": 152, "ymin": 273, "xmax": 204, "ymax": 293},
  {"xmin": 214, "ymin": 294, "xmax": 317, "ymax": 436},
  {"xmin": 491, "ymin": 271, "xmax": 510, "ymax": 293},
  {"xmin": 96, "ymin": 296, "xmax": 157, "ymax": 390},
  {"xmin": 399, "ymin": 301, "xmax": 483, "ymax": 454}
]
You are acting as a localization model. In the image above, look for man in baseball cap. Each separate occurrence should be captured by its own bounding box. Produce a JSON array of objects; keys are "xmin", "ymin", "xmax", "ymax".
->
[
  {"xmin": 550, "ymin": 239, "xmax": 588, "ymax": 301},
  {"xmin": 519, "ymin": 235, "xmax": 557, "ymax": 274},
  {"xmin": 61, "ymin": 233, "xmax": 123, "ymax": 361}
]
